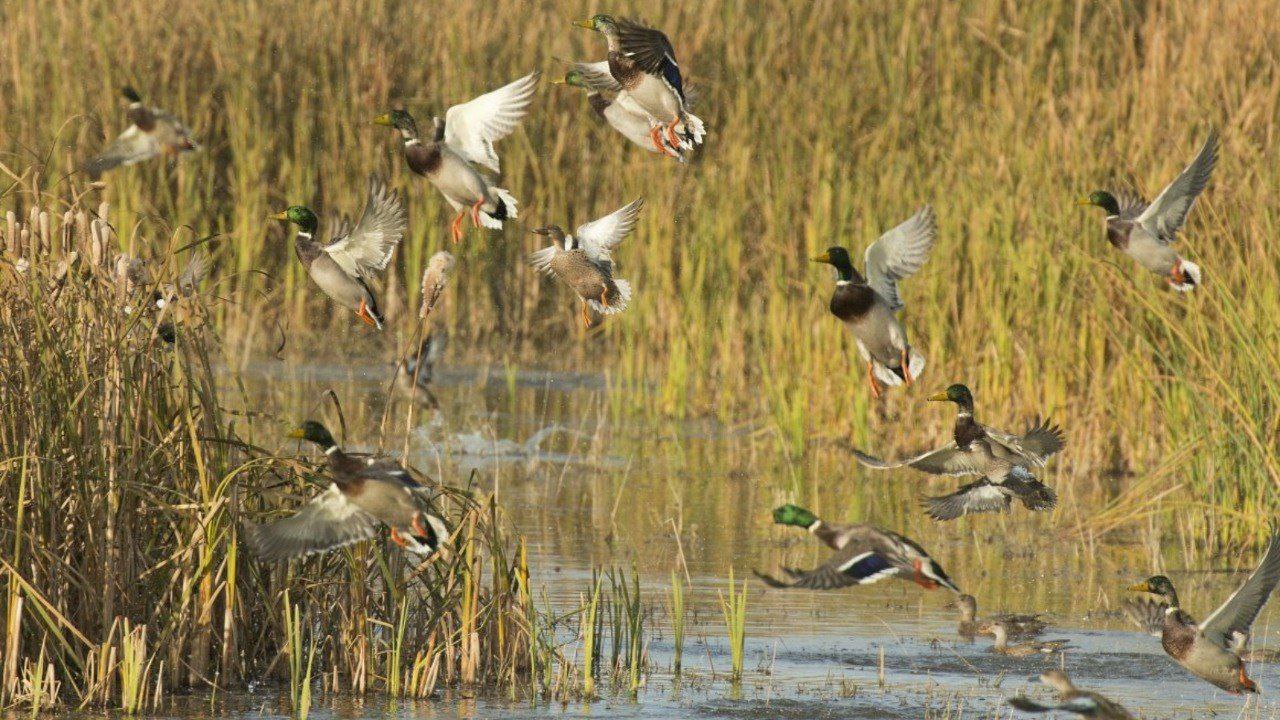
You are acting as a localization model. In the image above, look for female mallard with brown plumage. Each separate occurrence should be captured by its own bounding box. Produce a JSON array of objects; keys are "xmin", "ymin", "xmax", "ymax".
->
[
  {"xmin": 529, "ymin": 198, "xmax": 644, "ymax": 328},
  {"xmin": 245, "ymin": 421, "xmax": 448, "ymax": 562},
  {"xmin": 1008, "ymin": 670, "xmax": 1135, "ymax": 719},
  {"xmin": 754, "ymin": 504, "xmax": 960, "ymax": 593},
  {"xmin": 982, "ymin": 621, "xmax": 1071, "ymax": 657},
  {"xmin": 854, "ymin": 384, "xmax": 1065, "ymax": 521},
  {"xmin": 271, "ymin": 175, "xmax": 406, "ymax": 330},
  {"xmin": 573, "ymin": 15, "xmax": 705, "ymax": 153},
  {"xmin": 554, "ymin": 69, "xmax": 685, "ymax": 160},
  {"xmin": 1079, "ymin": 131, "xmax": 1217, "ymax": 292},
  {"xmin": 374, "ymin": 72, "xmax": 538, "ymax": 244},
  {"xmin": 84, "ymin": 87, "xmax": 199, "ymax": 179},
  {"xmin": 957, "ymin": 594, "xmax": 1048, "ymax": 639},
  {"xmin": 1126, "ymin": 533, "xmax": 1280, "ymax": 694},
  {"xmin": 811, "ymin": 207, "xmax": 936, "ymax": 398}
]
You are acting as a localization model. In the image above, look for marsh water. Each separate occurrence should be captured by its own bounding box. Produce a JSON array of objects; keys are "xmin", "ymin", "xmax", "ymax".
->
[{"xmin": 221, "ymin": 353, "xmax": 1280, "ymax": 719}]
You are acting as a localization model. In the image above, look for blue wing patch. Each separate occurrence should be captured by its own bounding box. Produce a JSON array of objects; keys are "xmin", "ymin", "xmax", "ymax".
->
[
  {"xmin": 839, "ymin": 552, "xmax": 897, "ymax": 583},
  {"xmin": 660, "ymin": 57, "xmax": 684, "ymax": 100}
]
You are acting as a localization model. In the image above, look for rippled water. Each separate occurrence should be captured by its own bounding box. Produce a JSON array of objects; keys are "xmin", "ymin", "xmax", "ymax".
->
[{"xmin": 210, "ymin": 354, "xmax": 1280, "ymax": 719}]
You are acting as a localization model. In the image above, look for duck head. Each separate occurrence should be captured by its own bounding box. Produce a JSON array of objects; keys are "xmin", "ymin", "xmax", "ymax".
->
[
  {"xmin": 928, "ymin": 383, "xmax": 975, "ymax": 414},
  {"xmin": 271, "ymin": 206, "xmax": 318, "ymax": 235},
  {"xmin": 373, "ymin": 109, "xmax": 420, "ymax": 141},
  {"xmin": 533, "ymin": 225, "xmax": 572, "ymax": 249},
  {"xmin": 771, "ymin": 504, "xmax": 818, "ymax": 529},
  {"xmin": 1077, "ymin": 190, "xmax": 1121, "ymax": 216},
  {"xmin": 287, "ymin": 420, "xmax": 337, "ymax": 451},
  {"xmin": 811, "ymin": 247, "xmax": 863, "ymax": 284},
  {"xmin": 574, "ymin": 13, "xmax": 618, "ymax": 34},
  {"xmin": 1127, "ymin": 575, "xmax": 1180, "ymax": 607}
]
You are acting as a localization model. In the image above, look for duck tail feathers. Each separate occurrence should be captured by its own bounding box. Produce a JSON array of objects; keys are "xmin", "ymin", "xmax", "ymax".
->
[
  {"xmin": 679, "ymin": 112, "xmax": 705, "ymax": 147},
  {"xmin": 481, "ymin": 188, "xmax": 518, "ymax": 229},
  {"xmin": 1171, "ymin": 258, "xmax": 1201, "ymax": 292},
  {"xmin": 587, "ymin": 278, "xmax": 631, "ymax": 315}
]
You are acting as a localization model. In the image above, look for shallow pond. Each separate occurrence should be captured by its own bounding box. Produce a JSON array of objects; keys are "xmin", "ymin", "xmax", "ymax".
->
[{"xmin": 214, "ymin": 354, "xmax": 1280, "ymax": 719}]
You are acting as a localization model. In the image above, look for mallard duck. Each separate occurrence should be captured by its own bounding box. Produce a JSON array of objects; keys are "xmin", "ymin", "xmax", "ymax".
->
[
  {"xmin": 1079, "ymin": 131, "xmax": 1217, "ymax": 292},
  {"xmin": 573, "ymin": 16, "xmax": 705, "ymax": 153},
  {"xmin": 245, "ymin": 421, "xmax": 448, "ymax": 562},
  {"xmin": 1126, "ymin": 533, "xmax": 1280, "ymax": 694},
  {"xmin": 418, "ymin": 251, "xmax": 456, "ymax": 320},
  {"xmin": 957, "ymin": 594, "xmax": 1048, "ymax": 639},
  {"xmin": 753, "ymin": 504, "xmax": 960, "ymax": 593},
  {"xmin": 84, "ymin": 87, "xmax": 199, "ymax": 179},
  {"xmin": 811, "ymin": 207, "xmax": 936, "ymax": 398},
  {"xmin": 271, "ymin": 174, "xmax": 407, "ymax": 330},
  {"xmin": 394, "ymin": 329, "xmax": 447, "ymax": 408},
  {"xmin": 374, "ymin": 72, "xmax": 538, "ymax": 244},
  {"xmin": 982, "ymin": 622, "xmax": 1071, "ymax": 656},
  {"xmin": 554, "ymin": 68, "xmax": 685, "ymax": 160},
  {"xmin": 1008, "ymin": 670, "xmax": 1135, "ymax": 719},
  {"xmin": 529, "ymin": 198, "xmax": 643, "ymax": 328},
  {"xmin": 854, "ymin": 384, "xmax": 1064, "ymax": 521}
]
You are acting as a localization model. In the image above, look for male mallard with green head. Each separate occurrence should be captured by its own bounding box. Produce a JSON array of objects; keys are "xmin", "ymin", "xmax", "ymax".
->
[
  {"xmin": 1008, "ymin": 670, "xmax": 1135, "ymax": 719},
  {"xmin": 529, "ymin": 198, "xmax": 643, "ymax": 328},
  {"xmin": 754, "ymin": 504, "xmax": 960, "ymax": 593},
  {"xmin": 981, "ymin": 621, "xmax": 1071, "ymax": 657},
  {"xmin": 272, "ymin": 174, "xmax": 407, "ymax": 330},
  {"xmin": 573, "ymin": 15, "xmax": 705, "ymax": 154},
  {"xmin": 1126, "ymin": 533, "xmax": 1280, "ymax": 694},
  {"xmin": 1079, "ymin": 131, "xmax": 1217, "ymax": 292},
  {"xmin": 854, "ymin": 384, "xmax": 1065, "ymax": 521},
  {"xmin": 245, "ymin": 421, "xmax": 448, "ymax": 562},
  {"xmin": 957, "ymin": 594, "xmax": 1048, "ymax": 639},
  {"xmin": 84, "ymin": 87, "xmax": 199, "ymax": 179},
  {"xmin": 554, "ymin": 69, "xmax": 685, "ymax": 160},
  {"xmin": 374, "ymin": 72, "xmax": 538, "ymax": 244},
  {"xmin": 812, "ymin": 207, "xmax": 936, "ymax": 398}
]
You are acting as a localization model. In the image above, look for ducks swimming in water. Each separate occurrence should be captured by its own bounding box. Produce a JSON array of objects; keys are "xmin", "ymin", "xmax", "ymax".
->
[
  {"xmin": 1079, "ymin": 131, "xmax": 1217, "ymax": 293},
  {"xmin": 811, "ymin": 207, "xmax": 936, "ymax": 398},
  {"xmin": 1126, "ymin": 533, "xmax": 1280, "ymax": 694},
  {"xmin": 854, "ymin": 384, "xmax": 1064, "ymax": 520},
  {"xmin": 245, "ymin": 421, "xmax": 448, "ymax": 562},
  {"xmin": 754, "ymin": 504, "xmax": 960, "ymax": 593},
  {"xmin": 375, "ymin": 72, "xmax": 539, "ymax": 244},
  {"xmin": 84, "ymin": 87, "xmax": 199, "ymax": 179},
  {"xmin": 982, "ymin": 621, "xmax": 1071, "ymax": 656},
  {"xmin": 957, "ymin": 594, "xmax": 1048, "ymax": 640}
]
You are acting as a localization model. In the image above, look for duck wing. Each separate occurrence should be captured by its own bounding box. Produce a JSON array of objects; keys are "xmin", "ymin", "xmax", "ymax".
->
[
  {"xmin": 443, "ymin": 72, "xmax": 540, "ymax": 173},
  {"xmin": 575, "ymin": 198, "xmax": 644, "ymax": 269},
  {"xmin": 1135, "ymin": 131, "xmax": 1218, "ymax": 244},
  {"xmin": 323, "ymin": 175, "xmax": 407, "ymax": 279},
  {"xmin": 1000, "ymin": 466, "xmax": 1058, "ymax": 512},
  {"xmin": 1124, "ymin": 593, "xmax": 1170, "ymax": 637},
  {"xmin": 756, "ymin": 545, "xmax": 901, "ymax": 591},
  {"xmin": 569, "ymin": 61, "xmax": 623, "ymax": 92},
  {"xmin": 923, "ymin": 480, "xmax": 1012, "ymax": 521},
  {"xmin": 863, "ymin": 206, "xmax": 937, "ymax": 312},
  {"xmin": 615, "ymin": 19, "xmax": 684, "ymax": 100},
  {"xmin": 245, "ymin": 484, "xmax": 378, "ymax": 562},
  {"xmin": 982, "ymin": 417, "xmax": 1064, "ymax": 467},
  {"xmin": 1199, "ymin": 533, "xmax": 1280, "ymax": 650},
  {"xmin": 852, "ymin": 443, "xmax": 985, "ymax": 476},
  {"xmin": 83, "ymin": 125, "xmax": 159, "ymax": 177}
]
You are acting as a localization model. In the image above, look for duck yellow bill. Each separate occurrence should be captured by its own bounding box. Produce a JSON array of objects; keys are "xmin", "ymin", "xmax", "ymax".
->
[
  {"xmin": 270, "ymin": 211, "xmax": 289, "ymax": 221},
  {"xmin": 572, "ymin": 18, "xmax": 595, "ymax": 28},
  {"xmin": 372, "ymin": 113, "xmax": 393, "ymax": 126},
  {"xmin": 1075, "ymin": 197, "xmax": 1093, "ymax": 206},
  {"xmin": 1126, "ymin": 582, "xmax": 1152, "ymax": 592},
  {"xmin": 810, "ymin": 252, "xmax": 831, "ymax": 263},
  {"xmin": 551, "ymin": 78, "xmax": 567, "ymax": 85},
  {"xmin": 927, "ymin": 391, "xmax": 950, "ymax": 401},
  {"xmin": 286, "ymin": 427, "xmax": 306, "ymax": 439}
]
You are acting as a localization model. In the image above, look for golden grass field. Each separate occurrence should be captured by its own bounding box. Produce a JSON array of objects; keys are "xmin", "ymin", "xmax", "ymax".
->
[{"xmin": 2, "ymin": 0, "xmax": 1280, "ymax": 710}]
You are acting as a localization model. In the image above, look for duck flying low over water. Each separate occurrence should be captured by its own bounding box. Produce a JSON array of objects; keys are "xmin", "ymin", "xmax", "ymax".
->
[
  {"xmin": 375, "ymin": 72, "xmax": 538, "ymax": 244},
  {"xmin": 245, "ymin": 421, "xmax": 448, "ymax": 562},
  {"xmin": 957, "ymin": 594, "xmax": 1048, "ymax": 640},
  {"xmin": 272, "ymin": 175, "xmax": 407, "ymax": 330},
  {"xmin": 574, "ymin": 15, "xmax": 705, "ymax": 153},
  {"xmin": 84, "ymin": 87, "xmax": 199, "ymax": 179},
  {"xmin": 812, "ymin": 206, "xmax": 936, "ymax": 398},
  {"xmin": 1079, "ymin": 131, "xmax": 1217, "ymax": 292},
  {"xmin": 555, "ymin": 68, "xmax": 685, "ymax": 160},
  {"xmin": 982, "ymin": 622, "xmax": 1071, "ymax": 656},
  {"xmin": 1126, "ymin": 533, "xmax": 1280, "ymax": 694},
  {"xmin": 854, "ymin": 384, "xmax": 1064, "ymax": 521},
  {"xmin": 1008, "ymin": 670, "xmax": 1135, "ymax": 719},
  {"xmin": 529, "ymin": 198, "xmax": 643, "ymax": 328},
  {"xmin": 754, "ymin": 504, "xmax": 960, "ymax": 593}
]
